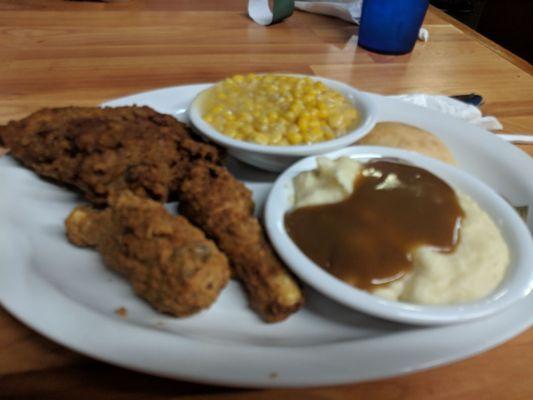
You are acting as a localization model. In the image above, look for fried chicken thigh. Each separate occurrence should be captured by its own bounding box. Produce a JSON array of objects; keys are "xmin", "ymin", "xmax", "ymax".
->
[
  {"xmin": 179, "ymin": 161, "xmax": 304, "ymax": 322},
  {"xmin": 0, "ymin": 106, "xmax": 220, "ymax": 204},
  {"xmin": 66, "ymin": 191, "xmax": 231, "ymax": 317}
]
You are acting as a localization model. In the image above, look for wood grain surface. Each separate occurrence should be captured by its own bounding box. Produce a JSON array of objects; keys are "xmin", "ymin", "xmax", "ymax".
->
[{"xmin": 0, "ymin": 1, "xmax": 532, "ymax": 398}]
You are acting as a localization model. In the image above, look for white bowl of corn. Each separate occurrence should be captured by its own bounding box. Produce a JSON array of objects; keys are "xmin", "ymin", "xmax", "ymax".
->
[{"xmin": 188, "ymin": 73, "xmax": 377, "ymax": 171}]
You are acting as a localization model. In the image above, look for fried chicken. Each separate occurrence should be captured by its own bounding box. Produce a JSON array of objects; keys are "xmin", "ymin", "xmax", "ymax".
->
[
  {"xmin": 0, "ymin": 106, "xmax": 220, "ymax": 204},
  {"xmin": 179, "ymin": 161, "xmax": 304, "ymax": 322},
  {"xmin": 2, "ymin": 106, "xmax": 303, "ymax": 322},
  {"xmin": 66, "ymin": 191, "xmax": 231, "ymax": 317}
]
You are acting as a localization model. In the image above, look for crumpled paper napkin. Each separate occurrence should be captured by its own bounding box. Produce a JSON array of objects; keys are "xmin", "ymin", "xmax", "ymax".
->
[{"xmin": 394, "ymin": 94, "xmax": 503, "ymax": 130}]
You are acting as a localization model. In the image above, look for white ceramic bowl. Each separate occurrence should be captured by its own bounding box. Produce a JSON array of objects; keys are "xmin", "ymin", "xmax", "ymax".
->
[
  {"xmin": 188, "ymin": 74, "xmax": 377, "ymax": 172},
  {"xmin": 264, "ymin": 146, "xmax": 533, "ymax": 325}
]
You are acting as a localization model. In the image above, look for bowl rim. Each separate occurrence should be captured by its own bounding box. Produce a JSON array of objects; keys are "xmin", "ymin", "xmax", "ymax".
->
[
  {"xmin": 188, "ymin": 74, "xmax": 377, "ymax": 156},
  {"xmin": 264, "ymin": 146, "xmax": 533, "ymax": 325}
]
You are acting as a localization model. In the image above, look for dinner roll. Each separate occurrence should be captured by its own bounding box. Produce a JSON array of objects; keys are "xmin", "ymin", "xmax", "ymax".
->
[{"xmin": 357, "ymin": 122, "xmax": 456, "ymax": 164}]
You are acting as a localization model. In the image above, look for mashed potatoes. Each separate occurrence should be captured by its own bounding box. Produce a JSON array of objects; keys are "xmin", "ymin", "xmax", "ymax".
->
[{"xmin": 292, "ymin": 157, "xmax": 509, "ymax": 304}]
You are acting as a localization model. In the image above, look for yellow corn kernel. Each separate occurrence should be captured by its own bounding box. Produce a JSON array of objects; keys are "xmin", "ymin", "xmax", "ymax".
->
[
  {"xmin": 298, "ymin": 116, "xmax": 309, "ymax": 132},
  {"xmin": 225, "ymin": 121, "xmax": 238, "ymax": 131},
  {"xmin": 270, "ymin": 133, "xmax": 283, "ymax": 144},
  {"xmin": 314, "ymin": 81, "xmax": 326, "ymax": 91},
  {"xmin": 211, "ymin": 104, "xmax": 224, "ymax": 114},
  {"xmin": 324, "ymin": 130, "xmax": 335, "ymax": 140},
  {"xmin": 257, "ymin": 123, "xmax": 269, "ymax": 133},
  {"xmin": 279, "ymin": 95, "xmax": 291, "ymax": 105},
  {"xmin": 239, "ymin": 112, "xmax": 253, "ymax": 123},
  {"xmin": 223, "ymin": 110, "xmax": 235, "ymax": 121},
  {"xmin": 318, "ymin": 109, "xmax": 329, "ymax": 119},
  {"xmin": 267, "ymin": 111, "xmax": 279, "ymax": 123},
  {"xmin": 287, "ymin": 124, "xmax": 299, "ymax": 133},
  {"xmin": 284, "ymin": 111, "xmax": 296, "ymax": 122},
  {"xmin": 303, "ymin": 94, "xmax": 315, "ymax": 105},
  {"xmin": 310, "ymin": 127, "xmax": 323, "ymax": 138},
  {"xmin": 287, "ymin": 131, "xmax": 303, "ymax": 144},
  {"xmin": 304, "ymin": 129, "xmax": 323, "ymax": 143},
  {"xmin": 308, "ymin": 119, "xmax": 321, "ymax": 129},
  {"xmin": 254, "ymin": 133, "xmax": 270, "ymax": 145},
  {"xmin": 256, "ymin": 115, "xmax": 268, "ymax": 125},
  {"xmin": 213, "ymin": 121, "xmax": 225, "ymax": 131},
  {"xmin": 299, "ymin": 110, "xmax": 311, "ymax": 120},
  {"xmin": 266, "ymin": 85, "xmax": 278, "ymax": 95},
  {"xmin": 280, "ymin": 84, "xmax": 291, "ymax": 94},
  {"xmin": 290, "ymin": 100, "xmax": 304, "ymax": 113},
  {"xmin": 272, "ymin": 122, "xmax": 286, "ymax": 135},
  {"xmin": 328, "ymin": 113, "xmax": 343, "ymax": 128},
  {"xmin": 345, "ymin": 108, "xmax": 358, "ymax": 118},
  {"xmin": 240, "ymin": 124, "xmax": 253, "ymax": 134}
]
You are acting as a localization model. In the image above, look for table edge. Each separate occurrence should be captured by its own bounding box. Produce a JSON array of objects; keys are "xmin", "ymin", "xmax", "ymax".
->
[{"xmin": 429, "ymin": 6, "xmax": 532, "ymax": 74}]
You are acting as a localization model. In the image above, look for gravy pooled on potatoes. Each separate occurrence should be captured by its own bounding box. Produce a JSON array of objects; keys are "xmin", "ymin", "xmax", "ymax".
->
[{"xmin": 285, "ymin": 160, "xmax": 464, "ymax": 289}]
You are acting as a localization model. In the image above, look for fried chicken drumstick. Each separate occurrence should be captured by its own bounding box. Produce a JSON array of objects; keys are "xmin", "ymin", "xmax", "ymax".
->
[
  {"xmin": 179, "ymin": 161, "xmax": 303, "ymax": 322},
  {"xmin": 66, "ymin": 191, "xmax": 231, "ymax": 317},
  {"xmin": 0, "ymin": 106, "xmax": 220, "ymax": 204}
]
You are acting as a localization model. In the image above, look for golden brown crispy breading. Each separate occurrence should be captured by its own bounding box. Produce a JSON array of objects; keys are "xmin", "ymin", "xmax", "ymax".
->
[
  {"xmin": 2, "ymin": 106, "xmax": 304, "ymax": 322},
  {"xmin": 66, "ymin": 191, "xmax": 231, "ymax": 317},
  {"xmin": 179, "ymin": 161, "xmax": 304, "ymax": 322},
  {"xmin": 0, "ymin": 106, "xmax": 220, "ymax": 204}
]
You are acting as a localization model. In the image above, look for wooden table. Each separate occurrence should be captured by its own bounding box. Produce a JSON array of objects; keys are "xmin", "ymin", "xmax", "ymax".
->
[{"xmin": 0, "ymin": 1, "xmax": 532, "ymax": 398}]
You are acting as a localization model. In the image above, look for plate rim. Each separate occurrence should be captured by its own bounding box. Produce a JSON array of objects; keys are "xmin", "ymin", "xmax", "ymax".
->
[{"xmin": 1, "ymin": 83, "xmax": 532, "ymax": 388}]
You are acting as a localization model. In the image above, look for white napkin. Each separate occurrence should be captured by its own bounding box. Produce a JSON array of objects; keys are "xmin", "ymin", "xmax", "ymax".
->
[
  {"xmin": 393, "ymin": 94, "xmax": 503, "ymax": 130},
  {"xmin": 295, "ymin": 0, "xmax": 362, "ymax": 23}
]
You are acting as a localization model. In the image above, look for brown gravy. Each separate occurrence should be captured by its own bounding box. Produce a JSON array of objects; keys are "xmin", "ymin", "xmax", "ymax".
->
[{"xmin": 285, "ymin": 161, "xmax": 464, "ymax": 290}]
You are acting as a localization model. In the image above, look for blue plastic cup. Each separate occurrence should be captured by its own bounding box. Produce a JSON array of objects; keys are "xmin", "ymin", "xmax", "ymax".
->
[{"xmin": 358, "ymin": 0, "xmax": 429, "ymax": 55}]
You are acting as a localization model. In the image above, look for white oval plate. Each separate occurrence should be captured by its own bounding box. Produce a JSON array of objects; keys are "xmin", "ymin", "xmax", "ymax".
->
[{"xmin": 0, "ymin": 83, "xmax": 532, "ymax": 388}]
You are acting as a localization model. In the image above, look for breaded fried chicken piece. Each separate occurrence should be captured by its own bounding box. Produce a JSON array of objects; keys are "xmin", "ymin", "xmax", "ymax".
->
[
  {"xmin": 179, "ymin": 161, "xmax": 304, "ymax": 322},
  {"xmin": 66, "ymin": 191, "xmax": 231, "ymax": 317},
  {"xmin": 0, "ymin": 106, "xmax": 220, "ymax": 204},
  {"xmin": 2, "ymin": 106, "xmax": 303, "ymax": 322}
]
